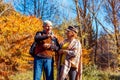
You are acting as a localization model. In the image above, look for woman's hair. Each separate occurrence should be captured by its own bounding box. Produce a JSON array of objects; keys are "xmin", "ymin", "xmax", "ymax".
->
[{"xmin": 72, "ymin": 31, "xmax": 78, "ymax": 38}]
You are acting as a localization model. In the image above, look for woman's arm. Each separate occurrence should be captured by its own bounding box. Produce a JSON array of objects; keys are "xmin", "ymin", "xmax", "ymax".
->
[{"xmin": 64, "ymin": 41, "xmax": 81, "ymax": 58}]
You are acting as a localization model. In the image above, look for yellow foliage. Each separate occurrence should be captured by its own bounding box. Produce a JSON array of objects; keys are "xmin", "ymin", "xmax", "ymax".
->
[
  {"xmin": 82, "ymin": 49, "xmax": 92, "ymax": 65},
  {"xmin": 0, "ymin": 12, "xmax": 43, "ymax": 71}
]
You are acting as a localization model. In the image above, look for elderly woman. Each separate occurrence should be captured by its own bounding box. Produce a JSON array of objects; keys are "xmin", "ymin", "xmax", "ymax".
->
[{"xmin": 57, "ymin": 26, "xmax": 82, "ymax": 80}]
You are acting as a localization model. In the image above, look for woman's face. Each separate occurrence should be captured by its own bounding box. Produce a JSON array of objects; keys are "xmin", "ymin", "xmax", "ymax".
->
[{"xmin": 65, "ymin": 30, "xmax": 74, "ymax": 38}]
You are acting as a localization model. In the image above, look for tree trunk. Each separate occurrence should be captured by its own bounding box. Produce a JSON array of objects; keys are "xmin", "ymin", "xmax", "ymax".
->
[
  {"xmin": 74, "ymin": 0, "xmax": 82, "ymax": 44},
  {"xmin": 34, "ymin": 0, "xmax": 36, "ymax": 16},
  {"xmin": 23, "ymin": 0, "xmax": 26, "ymax": 14}
]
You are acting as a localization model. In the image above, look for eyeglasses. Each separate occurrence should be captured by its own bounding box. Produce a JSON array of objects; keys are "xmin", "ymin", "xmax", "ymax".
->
[{"xmin": 43, "ymin": 25, "xmax": 51, "ymax": 28}]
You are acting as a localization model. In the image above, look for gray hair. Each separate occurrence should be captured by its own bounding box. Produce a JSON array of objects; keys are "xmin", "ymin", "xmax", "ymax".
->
[{"xmin": 43, "ymin": 20, "xmax": 52, "ymax": 26}]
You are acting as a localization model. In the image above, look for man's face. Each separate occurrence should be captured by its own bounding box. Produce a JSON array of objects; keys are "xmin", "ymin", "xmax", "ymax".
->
[{"xmin": 43, "ymin": 23, "xmax": 52, "ymax": 32}]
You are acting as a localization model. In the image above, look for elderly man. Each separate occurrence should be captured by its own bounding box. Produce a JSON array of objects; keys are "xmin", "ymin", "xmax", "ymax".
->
[{"xmin": 33, "ymin": 20, "xmax": 59, "ymax": 80}]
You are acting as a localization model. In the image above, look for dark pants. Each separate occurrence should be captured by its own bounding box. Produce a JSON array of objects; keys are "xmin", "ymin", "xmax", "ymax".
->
[
  {"xmin": 68, "ymin": 67, "xmax": 77, "ymax": 80},
  {"xmin": 34, "ymin": 56, "xmax": 54, "ymax": 80},
  {"xmin": 59, "ymin": 66, "xmax": 77, "ymax": 80}
]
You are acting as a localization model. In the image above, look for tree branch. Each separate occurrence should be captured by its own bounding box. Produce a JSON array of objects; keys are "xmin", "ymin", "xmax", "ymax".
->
[{"xmin": 0, "ymin": 6, "xmax": 12, "ymax": 16}]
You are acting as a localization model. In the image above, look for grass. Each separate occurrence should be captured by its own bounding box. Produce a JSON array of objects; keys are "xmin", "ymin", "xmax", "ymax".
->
[
  {"xmin": 9, "ymin": 66, "xmax": 120, "ymax": 80},
  {"xmin": 9, "ymin": 71, "xmax": 33, "ymax": 80},
  {"xmin": 9, "ymin": 66, "xmax": 57, "ymax": 80}
]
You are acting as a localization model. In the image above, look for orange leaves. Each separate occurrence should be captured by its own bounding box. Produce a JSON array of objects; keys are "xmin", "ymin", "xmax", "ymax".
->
[
  {"xmin": 0, "ymin": 12, "xmax": 43, "ymax": 72},
  {"xmin": 53, "ymin": 28, "xmax": 64, "ymax": 42},
  {"xmin": 82, "ymin": 49, "xmax": 92, "ymax": 66}
]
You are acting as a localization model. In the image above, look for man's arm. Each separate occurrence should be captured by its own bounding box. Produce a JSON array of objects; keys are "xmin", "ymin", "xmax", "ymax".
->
[{"xmin": 34, "ymin": 31, "xmax": 49, "ymax": 42}]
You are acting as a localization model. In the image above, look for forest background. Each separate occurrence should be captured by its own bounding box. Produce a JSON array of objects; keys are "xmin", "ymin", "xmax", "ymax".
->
[{"xmin": 0, "ymin": 0, "xmax": 120, "ymax": 80}]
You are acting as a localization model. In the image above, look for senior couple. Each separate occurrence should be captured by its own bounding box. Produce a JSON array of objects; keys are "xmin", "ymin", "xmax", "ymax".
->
[{"xmin": 32, "ymin": 20, "xmax": 82, "ymax": 80}]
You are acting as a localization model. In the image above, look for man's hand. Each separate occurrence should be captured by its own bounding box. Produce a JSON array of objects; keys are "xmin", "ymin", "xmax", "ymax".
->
[{"xmin": 47, "ymin": 32, "xmax": 57, "ymax": 39}]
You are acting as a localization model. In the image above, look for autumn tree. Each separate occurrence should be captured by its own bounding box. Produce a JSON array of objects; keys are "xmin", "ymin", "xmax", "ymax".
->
[
  {"xmin": 93, "ymin": 0, "xmax": 120, "ymax": 69},
  {"xmin": 0, "ymin": 0, "xmax": 13, "ymax": 16},
  {"xmin": 0, "ymin": 8, "xmax": 43, "ymax": 79},
  {"xmin": 73, "ymin": 0, "xmax": 102, "ymax": 66},
  {"xmin": 104, "ymin": 0, "xmax": 120, "ymax": 54},
  {"xmin": 11, "ymin": 0, "xmax": 62, "ymax": 25},
  {"xmin": 96, "ymin": 32, "xmax": 118, "ymax": 69},
  {"xmin": 74, "ymin": 0, "xmax": 97, "ymax": 49}
]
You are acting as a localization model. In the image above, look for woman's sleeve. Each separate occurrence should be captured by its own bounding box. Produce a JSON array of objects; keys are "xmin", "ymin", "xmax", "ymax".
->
[{"xmin": 66, "ymin": 41, "xmax": 81, "ymax": 58}]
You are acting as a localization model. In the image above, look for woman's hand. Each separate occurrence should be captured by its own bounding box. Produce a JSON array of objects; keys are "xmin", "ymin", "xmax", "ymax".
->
[{"xmin": 59, "ymin": 49, "xmax": 67, "ymax": 54}]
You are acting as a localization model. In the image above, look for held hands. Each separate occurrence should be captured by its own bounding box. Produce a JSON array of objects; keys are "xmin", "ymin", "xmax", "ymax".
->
[
  {"xmin": 59, "ymin": 49, "xmax": 67, "ymax": 54},
  {"xmin": 43, "ymin": 43, "xmax": 51, "ymax": 49},
  {"xmin": 43, "ymin": 43, "xmax": 58, "ymax": 50}
]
